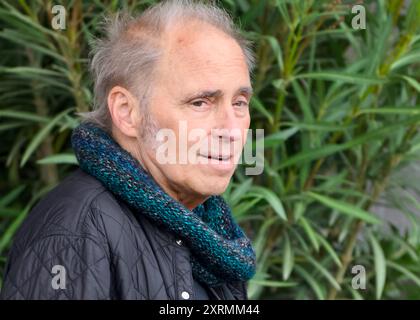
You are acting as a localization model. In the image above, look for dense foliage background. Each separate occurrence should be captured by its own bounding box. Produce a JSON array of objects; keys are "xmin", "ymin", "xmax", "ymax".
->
[{"xmin": 1, "ymin": 0, "xmax": 420, "ymax": 299}]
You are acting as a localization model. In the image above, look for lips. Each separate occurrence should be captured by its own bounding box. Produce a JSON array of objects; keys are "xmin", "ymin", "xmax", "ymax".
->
[{"xmin": 198, "ymin": 153, "xmax": 232, "ymax": 161}]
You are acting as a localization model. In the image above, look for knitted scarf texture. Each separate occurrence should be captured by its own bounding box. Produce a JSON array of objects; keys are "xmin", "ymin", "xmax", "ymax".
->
[{"xmin": 71, "ymin": 122, "xmax": 256, "ymax": 287}]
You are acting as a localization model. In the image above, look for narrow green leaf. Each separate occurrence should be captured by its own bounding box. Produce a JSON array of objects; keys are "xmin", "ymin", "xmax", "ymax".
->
[
  {"xmin": 277, "ymin": 144, "xmax": 344, "ymax": 169},
  {"xmin": 248, "ymin": 279, "xmax": 297, "ymax": 288},
  {"xmin": 282, "ymin": 233, "xmax": 294, "ymax": 280},
  {"xmin": 0, "ymin": 122, "xmax": 25, "ymax": 132},
  {"xmin": 37, "ymin": 153, "xmax": 78, "ymax": 165},
  {"xmin": 356, "ymin": 107, "xmax": 420, "ymax": 116},
  {"xmin": 232, "ymin": 198, "xmax": 261, "ymax": 218},
  {"xmin": 261, "ymin": 127, "xmax": 299, "ymax": 149},
  {"xmin": 308, "ymin": 192, "xmax": 381, "ymax": 224},
  {"xmin": 295, "ymin": 72, "xmax": 387, "ymax": 85},
  {"xmin": 0, "ymin": 110, "xmax": 49, "ymax": 123},
  {"xmin": 400, "ymin": 75, "xmax": 420, "ymax": 92},
  {"xmin": 369, "ymin": 233, "xmax": 386, "ymax": 300},
  {"xmin": 294, "ymin": 265, "xmax": 325, "ymax": 300},
  {"xmin": 250, "ymin": 96, "xmax": 274, "ymax": 125},
  {"xmin": 291, "ymin": 80, "xmax": 313, "ymax": 122},
  {"xmin": 20, "ymin": 108, "xmax": 72, "ymax": 167},
  {"xmin": 264, "ymin": 35, "xmax": 284, "ymax": 72},
  {"xmin": 390, "ymin": 51, "xmax": 420, "ymax": 70},
  {"xmin": 230, "ymin": 178, "xmax": 253, "ymax": 206},
  {"xmin": 303, "ymin": 252, "xmax": 341, "ymax": 291},
  {"xmin": 299, "ymin": 216, "xmax": 320, "ymax": 252},
  {"xmin": 0, "ymin": 66, "xmax": 63, "ymax": 77},
  {"xmin": 0, "ymin": 29, "xmax": 65, "ymax": 62},
  {"xmin": 250, "ymin": 186, "xmax": 287, "ymax": 221},
  {"xmin": 282, "ymin": 121, "xmax": 355, "ymax": 131},
  {"xmin": 387, "ymin": 261, "xmax": 420, "ymax": 288},
  {"xmin": 0, "ymin": 205, "xmax": 30, "ymax": 255},
  {"xmin": 0, "ymin": 185, "xmax": 26, "ymax": 208},
  {"xmin": 316, "ymin": 233, "xmax": 342, "ymax": 267}
]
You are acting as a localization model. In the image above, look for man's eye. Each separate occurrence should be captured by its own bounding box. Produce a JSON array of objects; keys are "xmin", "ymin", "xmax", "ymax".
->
[
  {"xmin": 234, "ymin": 101, "xmax": 249, "ymax": 107},
  {"xmin": 191, "ymin": 100, "xmax": 207, "ymax": 107}
]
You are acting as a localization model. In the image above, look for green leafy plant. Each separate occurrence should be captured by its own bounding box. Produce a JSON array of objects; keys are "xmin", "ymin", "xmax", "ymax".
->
[{"xmin": 1, "ymin": 0, "xmax": 420, "ymax": 299}]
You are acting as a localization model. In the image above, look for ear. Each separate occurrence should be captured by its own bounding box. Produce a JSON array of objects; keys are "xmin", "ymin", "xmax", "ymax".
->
[{"xmin": 107, "ymin": 86, "xmax": 140, "ymax": 138}]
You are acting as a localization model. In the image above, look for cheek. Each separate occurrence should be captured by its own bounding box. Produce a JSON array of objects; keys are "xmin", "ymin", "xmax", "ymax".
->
[
  {"xmin": 149, "ymin": 95, "xmax": 180, "ymax": 130},
  {"xmin": 243, "ymin": 112, "xmax": 251, "ymax": 128},
  {"xmin": 240, "ymin": 115, "xmax": 251, "ymax": 145}
]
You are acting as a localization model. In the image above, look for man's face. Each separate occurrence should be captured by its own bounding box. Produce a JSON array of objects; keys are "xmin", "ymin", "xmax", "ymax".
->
[{"xmin": 136, "ymin": 21, "xmax": 252, "ymax": 205}]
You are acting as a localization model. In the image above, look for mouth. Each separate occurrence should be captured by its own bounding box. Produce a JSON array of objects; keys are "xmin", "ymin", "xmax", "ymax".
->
[
  {"xmin": 198, "ymin": 153, "xmax": 232, "ymax": 161},
  {"xmin": 196, "ymin": 152, "xmax": 236, "ymax": 174}
]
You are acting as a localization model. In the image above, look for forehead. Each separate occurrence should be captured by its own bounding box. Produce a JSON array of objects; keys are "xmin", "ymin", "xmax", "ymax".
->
[{"xmin": 156, "ymin": 21, "xmax": 250, "ymax": 91}]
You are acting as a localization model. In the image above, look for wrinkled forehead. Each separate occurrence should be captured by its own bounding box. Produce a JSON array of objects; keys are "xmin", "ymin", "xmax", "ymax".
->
[{"xmin": 156, "ymin": 21, "xmax": 251, "ymax": 87}]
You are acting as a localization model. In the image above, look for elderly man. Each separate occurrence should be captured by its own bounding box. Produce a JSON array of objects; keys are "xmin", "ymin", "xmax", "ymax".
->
[{"xmin": 0, "ymin": 0, "xmax": 256, "ymax": 300}]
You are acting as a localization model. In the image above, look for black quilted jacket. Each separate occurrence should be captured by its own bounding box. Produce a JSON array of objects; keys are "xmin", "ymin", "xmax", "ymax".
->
[{"xmin": 0, "ymin": 168, "xmax": 248, "ymax": 300}]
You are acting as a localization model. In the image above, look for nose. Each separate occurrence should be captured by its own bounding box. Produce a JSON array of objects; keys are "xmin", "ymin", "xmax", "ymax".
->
[{"xmin": 213, "ymin": 102, "xmax": 245, "ymax": 143}]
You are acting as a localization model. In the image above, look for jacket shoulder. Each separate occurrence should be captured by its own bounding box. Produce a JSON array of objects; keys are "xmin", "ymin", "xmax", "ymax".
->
[
  {"xmin": 0, "ymin": 168, "xmax": 136, "ymax": 299},
  {"xmin": 9, "ymin": 168, "xmax": 135, "ymax": 255}
]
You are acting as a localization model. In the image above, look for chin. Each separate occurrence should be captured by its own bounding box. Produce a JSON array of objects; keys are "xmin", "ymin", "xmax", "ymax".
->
[{"xmin": 196, "ymin": 176, "xmax": 231, "ymax": 196}]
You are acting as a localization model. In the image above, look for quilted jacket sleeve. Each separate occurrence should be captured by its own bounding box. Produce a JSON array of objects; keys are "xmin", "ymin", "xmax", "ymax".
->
[{"xmin": 0, "ymin": 234, "xmax": 113, "ymax": 300}]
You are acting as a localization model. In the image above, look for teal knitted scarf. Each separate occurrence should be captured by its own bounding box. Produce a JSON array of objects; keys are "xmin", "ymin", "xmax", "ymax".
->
[{"xmin": 71, "ymin": 122, "xmax": 256, "ymax": 287}]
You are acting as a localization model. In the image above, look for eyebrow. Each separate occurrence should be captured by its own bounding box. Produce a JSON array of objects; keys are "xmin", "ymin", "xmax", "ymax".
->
[{"xmin": 181, "ymin": 86, "xmax": 253, "ymax": 104}]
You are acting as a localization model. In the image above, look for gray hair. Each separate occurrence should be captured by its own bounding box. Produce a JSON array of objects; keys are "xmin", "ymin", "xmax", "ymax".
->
[{"xmin": 79, "ymin": 0, "xmax": 255, "ymax": 132}]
